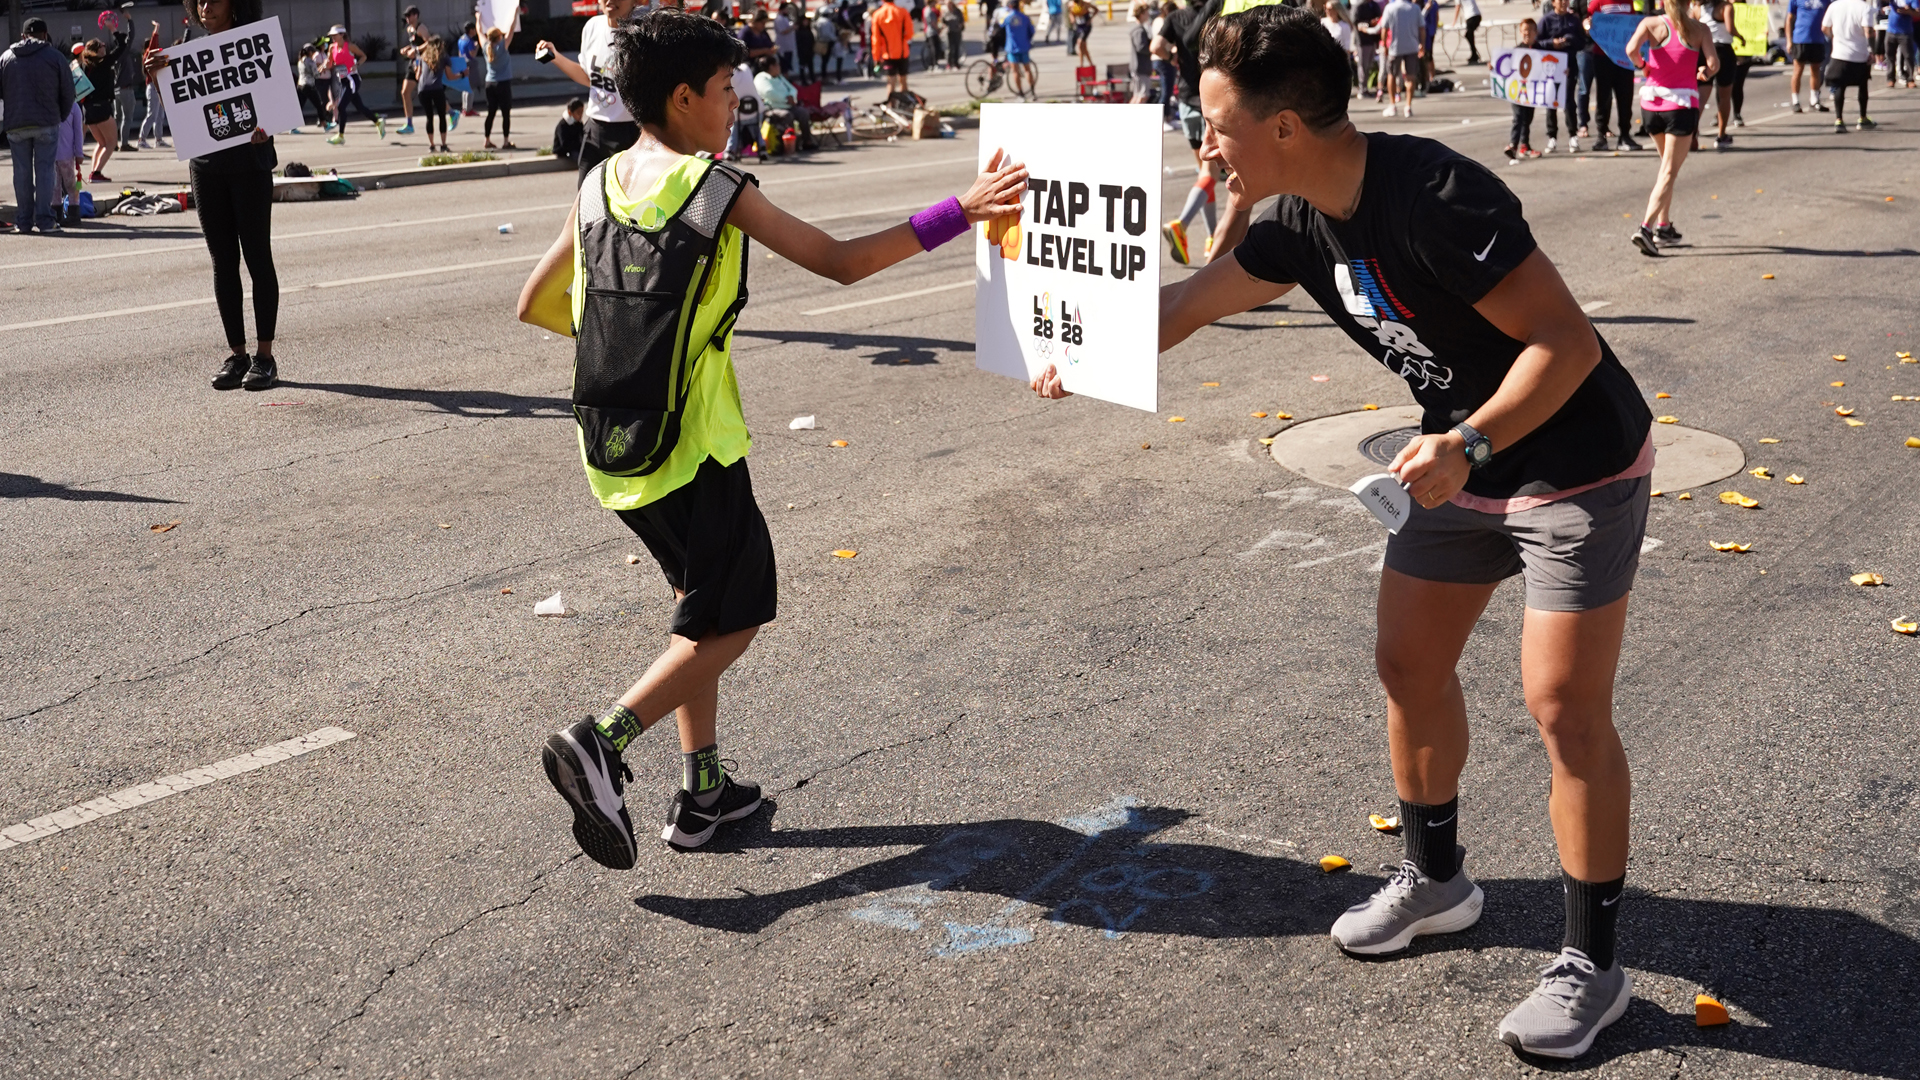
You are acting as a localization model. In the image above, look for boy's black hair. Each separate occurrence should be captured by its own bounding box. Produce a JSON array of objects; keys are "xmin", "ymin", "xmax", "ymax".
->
[
  {"xmin": 613, "ymin": 9, "xmax": 747, "ymax": 127},
  {"xmin": 1199, "ymin": 5, "xmax": 1350, "ymax": 129},
  {"xmin": 566, "ymin": 95, "xmax": 588, "ymax": 111}
]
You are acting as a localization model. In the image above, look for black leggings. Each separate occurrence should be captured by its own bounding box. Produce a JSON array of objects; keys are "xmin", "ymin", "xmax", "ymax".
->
[
  {"xmin": 190, "ymin": 163, "xmax": 278, "ymax": 352},
  {"xmin": 1590, "ymin": 58, "xmax": 1633, "ymax": 136},
  {"xmin": 1464, "ymin": 14, "xmax": 1482, "ymax": 61},
  {"xmin": 332, "ymin": 74, "xmax": 380, "ymax": 131},
  {"xmin": 1833, "ymin": 79, "xmax": 1868, "ymax": 120},
  {"xmin": 298, "ymin": 83, "xmax": 329, "ymax": 125},
  {"xmin": 485, "ymin": 80, "xmax": 512, "ymax": 141},
  {"xmin": 418, "ymin": 87, "xmax": 448, "ymax": 143},
  {"xmin": 1731, "ymin": 59, "xmax": 1751, "ymax": 116}
]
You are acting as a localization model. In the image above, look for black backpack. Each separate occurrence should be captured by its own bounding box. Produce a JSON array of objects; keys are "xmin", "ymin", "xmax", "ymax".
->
[{"xmin": 572, "ymin": 158, "xmax": 756, "ymax": 476}]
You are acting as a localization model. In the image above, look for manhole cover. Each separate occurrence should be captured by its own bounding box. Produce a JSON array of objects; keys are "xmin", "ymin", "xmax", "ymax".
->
[{"xmin": 1357, "ymin": 426, "xmax": 1421, "ymax": 466}]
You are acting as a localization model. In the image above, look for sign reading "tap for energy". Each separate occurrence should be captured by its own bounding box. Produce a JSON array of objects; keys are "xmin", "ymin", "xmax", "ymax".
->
[
  {"xmin": 155, "ymin": 16, "xmax": 303, "ymax": 160},
  {"xmin": 975, "ymin": 103, "xmax": 1163, "ymax": 414}
]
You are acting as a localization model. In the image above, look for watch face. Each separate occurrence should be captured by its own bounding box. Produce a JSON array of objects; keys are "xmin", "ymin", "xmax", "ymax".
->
[{"xmin": 1470, "ymin": 440, "xmax": 1492, "ymax": 464}]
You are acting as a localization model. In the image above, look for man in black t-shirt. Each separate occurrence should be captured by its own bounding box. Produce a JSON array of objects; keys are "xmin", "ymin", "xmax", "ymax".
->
[{"xmin": 1037, "ymin": 6, "xmax": 1651, "ymax": 1062}]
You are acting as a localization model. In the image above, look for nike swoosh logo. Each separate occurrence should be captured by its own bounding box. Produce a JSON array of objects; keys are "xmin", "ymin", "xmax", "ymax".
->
[
  {"xmin": 1473, "ymin": 233, "xmax": 1498, "ymax": 262},
  {"xmin": 1425, "ymin": 813, "xmax": 1456, "ymax": 828},
  {"xmin": 1601, "ymin": 894, "xmax": 1620, "ymax": 907}
]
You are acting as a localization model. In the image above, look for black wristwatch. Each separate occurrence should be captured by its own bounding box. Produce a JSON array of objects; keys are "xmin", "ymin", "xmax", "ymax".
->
[{"xmin": 1453, "ymin": 422, "xmax": 1493, "ymax": 469}]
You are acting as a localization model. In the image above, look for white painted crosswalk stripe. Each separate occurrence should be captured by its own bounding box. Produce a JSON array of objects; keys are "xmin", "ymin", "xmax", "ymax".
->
[{"xmin": 0, "ymin": 727, "xmax": 356, "ymax": 851}]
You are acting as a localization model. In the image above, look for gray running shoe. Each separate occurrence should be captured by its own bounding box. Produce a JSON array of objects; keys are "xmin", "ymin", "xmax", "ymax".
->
[
  {"xmin": 1330, "ymin": 848, "xmax": 1483, "ymax": 955},
  {"xmin": 1497, "ymin": 947, "xmax": 1633, "ymax": 1059}
]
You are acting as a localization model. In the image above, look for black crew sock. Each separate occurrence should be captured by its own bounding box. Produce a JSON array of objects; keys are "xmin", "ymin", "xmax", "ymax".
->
[
  {"xmin": 684, "ymin": 744, "xmax": 724, "ymax": 808},
  {"xmin": 1400, "ymin": 797, "xmax": 1460, "ymax": 882},
  {"xmin": 594, "ymin": 704, "xmax": 643, "ymax": 753},
  {"xmin": 1563, "ymin": 871, "xmax": 1625, "ymax": 970}
]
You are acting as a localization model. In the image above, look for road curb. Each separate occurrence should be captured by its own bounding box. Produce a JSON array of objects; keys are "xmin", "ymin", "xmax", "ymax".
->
[{"xmin": 350, "ymin": 154, "xmax": 573, "ymax": 190}]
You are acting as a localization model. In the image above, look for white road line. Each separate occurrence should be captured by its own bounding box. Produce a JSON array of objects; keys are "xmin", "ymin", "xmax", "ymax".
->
[
  {"xmin": 759, "ymin": 155, "xmax": 978, "ymax": 186},
  {"xmin": 0, "ymin": 726, "xmax": 356, "ymax": 852},
  {"xmin": 0, "ymin": 254, "xmax": 541, "ymax": 333},
  {"xmin": 0, "ymin": 203, "xmax": 575, "ymax": 273},
  {"xmin": 0, "ymin": 155, "xmax": 984, "ymax": 274},
  {"xmin": 802, "ymin": 278, "xmax": 971, "ymax": 315}
]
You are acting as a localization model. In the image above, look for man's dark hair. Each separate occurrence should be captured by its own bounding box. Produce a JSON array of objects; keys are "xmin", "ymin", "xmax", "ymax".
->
[
  {"xmin": 403, "ymin": 5, "xmax": 421, "ymax": 16},
  {"xmin": 22, "ymin": 16, "xmax": 47, "ymax": 37},
  {"xmin": 566, "ymin": 94, "xmax": 587, "ymax": 111},
  {"xmin": 1199, "ymin": 5, "xmax": 1350, "ymax": 129},
  {"xmin": 613, "ymin": 9, "xmax": 746, "ymax": 127}
]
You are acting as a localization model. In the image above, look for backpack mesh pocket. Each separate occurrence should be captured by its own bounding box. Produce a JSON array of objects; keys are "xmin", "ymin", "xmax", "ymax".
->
[{"xmin": 574, "ymin": 288, "xmax": 686, "ymax": 474}]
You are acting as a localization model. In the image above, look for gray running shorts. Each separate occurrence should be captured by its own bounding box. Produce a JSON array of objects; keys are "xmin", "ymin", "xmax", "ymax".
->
[{"xmin": 1383, "ymin": 474, "xmax": 1650, "ymax": 612}]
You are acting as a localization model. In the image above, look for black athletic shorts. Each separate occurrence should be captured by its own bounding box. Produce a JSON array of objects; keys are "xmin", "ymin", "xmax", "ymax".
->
[
  {"xmin": 1825, "ymin": 58, "xmax": 1870, "ymax": 85},
  {"xmin": 884, "ymin": 57, "xmax": 909, "ymax": 76},
  {"xmin": 1792, "ymin": 41, "xmax": 1828, "ymax": 65},
  {"xmin": 614, "ymin": 456, "xmax": 778, "ymax": 640},
  {"xmin": 1644, "ymin": 106, "xmax": 1699, "ymax": 137},
  {"xmin": 1711, "ymin": 43, "xmax": 1736, "ymax": 86}
]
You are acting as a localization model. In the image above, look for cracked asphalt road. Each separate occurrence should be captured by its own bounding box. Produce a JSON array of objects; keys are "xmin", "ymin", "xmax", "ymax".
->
[{"xmin": 4, "ymin": 60, "xmax": 1919, "ymax": 1080}]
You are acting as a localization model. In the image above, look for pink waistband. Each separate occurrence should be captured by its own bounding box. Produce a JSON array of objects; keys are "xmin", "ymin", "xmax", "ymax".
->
[{"xmin": 1448, "ymin": 432, "xmax": 1655, "ymax": 515}]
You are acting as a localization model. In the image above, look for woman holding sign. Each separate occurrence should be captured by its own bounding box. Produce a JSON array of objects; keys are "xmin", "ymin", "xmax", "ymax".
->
[
  {"xmin": 1625, "ymin": 0, "xmax": 1715, "ymax": 256},
  {"xmin": 143, "ymin": 0, "xmax": 281, "ymax": 391},
  {"xmin": 1034, "ymin": 7, "xmax": 1652, "ymax": 1058}
]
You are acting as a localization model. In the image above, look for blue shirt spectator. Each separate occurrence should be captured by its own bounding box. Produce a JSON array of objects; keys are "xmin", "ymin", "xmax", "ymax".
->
[
  {"xmin": 1789, "ymin": 0, "xmax": 1830, "ymax": 42},
  {"xmin": 1005, "ymin": 8, "xmax": 1035, "ymax": 53}
]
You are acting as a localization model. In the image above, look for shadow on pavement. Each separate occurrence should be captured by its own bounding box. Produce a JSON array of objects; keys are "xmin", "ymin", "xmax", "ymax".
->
[
  {"xmin": 1590, "ymin": 315, "xmax": 1697, "ymax": 325},
  {"xmin": 275, "ymin": 381, "xmax": 570, "ymax": 417},
  {"xmin": 636, "ymin": 804, "xmax": 1919, "ymax": 1079},
  {"xmin": 1665, "ymin": 244, "xmax": 1920, "ymax": 259},
  {"xmin": 0, "ymin": 472, "xmax": 179, "ymax": 502},
  {"xmin": 733, "ymin": 328, "xmax": 970, "ymax": 365}
]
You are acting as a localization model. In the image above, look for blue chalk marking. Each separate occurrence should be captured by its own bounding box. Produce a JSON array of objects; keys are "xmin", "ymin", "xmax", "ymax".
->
[{"xmin": 936, "ymin": 922, "xmax": 1036, "ymax": 956}]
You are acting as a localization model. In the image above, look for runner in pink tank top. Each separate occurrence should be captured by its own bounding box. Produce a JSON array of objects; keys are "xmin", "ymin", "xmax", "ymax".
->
[{"xmin": 1624, "ymin": 0, "xmax": 1717, "ymax": 256}]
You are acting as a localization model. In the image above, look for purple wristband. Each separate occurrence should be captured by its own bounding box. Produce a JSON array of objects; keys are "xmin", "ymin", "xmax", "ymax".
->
[{"xmin": 909, "ymin": 196, "xmax": 970, "ymax": 251}]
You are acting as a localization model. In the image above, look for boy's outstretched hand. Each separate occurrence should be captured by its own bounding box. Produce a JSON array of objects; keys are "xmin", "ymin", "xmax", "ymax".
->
[
  {"xmin": 1031, "ymin": 364, "xmax": 1072, "ymax": 399},
  {"xmin": 959, "ymin": 149, "xmax": 1029, "ymax": 224}
]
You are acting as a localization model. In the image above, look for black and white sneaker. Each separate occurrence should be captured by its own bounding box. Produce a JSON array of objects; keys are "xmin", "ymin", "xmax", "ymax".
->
[
  {"xmin": 1655, "ymin": 223, "xmax": 1683, "ymax": 244},
  {"xmin": 1631, "ymin": 225, "xmax": 1661, "ymax": 258},
  {"xmin": 542, "ymin": 718, "xmax": 639, "ymax": 870},
  {"xmin": 661, "ymin": 773, "xmax": 763, "ymax": 851}
]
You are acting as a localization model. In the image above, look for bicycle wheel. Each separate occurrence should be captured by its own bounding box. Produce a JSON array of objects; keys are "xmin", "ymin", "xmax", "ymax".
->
[{"xmin": 965, "ymin": 58, "xmax": 998, "ymax": 100}]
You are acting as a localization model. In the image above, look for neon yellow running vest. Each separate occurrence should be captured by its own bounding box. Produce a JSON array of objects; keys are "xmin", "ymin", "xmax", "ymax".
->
[{"xmin": 571, "ymin": 151, "xmax": 755, "ymax": 510}]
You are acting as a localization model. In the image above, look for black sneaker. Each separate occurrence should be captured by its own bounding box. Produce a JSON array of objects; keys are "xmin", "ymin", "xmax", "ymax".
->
[
  {"xmin": 1834, "ymin": 119, "xmax": 1848, "ymax": 133},
  {"xmin": 1655, "ymin": 223, "xmax": 1683, "ymax": 244},
  {"xmin": 1617, "ymin": 135, "xmax": 1645, "ymax": 152},
  {"xmin": 1632, "ymin": 226, "xmax": 1661, "ymax": 258},
  {"xmin": 1858, "ymin": 117, "xmax": 1878, "ymax": 130},
  {"xmin": 241, "ymin": 354, "xmax": 277, "ymax": 390},
  {"xmin": 542, "ymin": 718, "xmax": 639, "ymax": 869},
  {"xmin": 661, "ymin": 772, "xmax": 763, "ymax": 850},
  {"xmin": 211, "ymin": 354, "xmax": 248, "ymax": 390},
  {"xmin": 1590, "ymin": 135, "xmax": 1611, "ymax": 152}
]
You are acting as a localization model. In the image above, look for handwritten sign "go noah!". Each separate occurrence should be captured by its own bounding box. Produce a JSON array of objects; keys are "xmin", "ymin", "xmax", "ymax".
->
[
  {"xmin": 156, "ymin": 16, "xmax": 304, "ymax": 159},
  {"xmin": 974, "ymin": 103, "xmax": 1163, "ymax": 413}
]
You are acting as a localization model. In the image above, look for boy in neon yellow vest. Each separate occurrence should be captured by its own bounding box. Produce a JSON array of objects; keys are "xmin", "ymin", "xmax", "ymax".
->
[{"xmin": 517, "ymin": 9, "xmax": 1027, "ymax": 865}]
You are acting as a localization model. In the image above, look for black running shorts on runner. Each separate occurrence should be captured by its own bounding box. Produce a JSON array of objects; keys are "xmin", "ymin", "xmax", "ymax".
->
[
  {"xmin": 1793, "ymin": 41, "xmax": 1827, "ymax": 65},
  {"xmin": 884, "ymin": 57, "xmax": 909, "ymax": 76},
  {"xmin": 1383, "ymin": 475, "xmax": 1651, "ymax": 612},
  {"xmin": 614, "ymin": 456, "xmax": 778, "ymax": 639},
  {"xmin": 1825, "ymin": 59, "xmax": 1870, "ymax": 86},
  {"xmin": 1644, "ymin": 106, "xmax": 1699, "ymax": 137}
]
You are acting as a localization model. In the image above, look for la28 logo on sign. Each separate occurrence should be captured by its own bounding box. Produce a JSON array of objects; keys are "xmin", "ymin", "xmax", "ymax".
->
[{"xmin": 1031, "ymin": 293, "xmax": 1085, "ymax": 360}]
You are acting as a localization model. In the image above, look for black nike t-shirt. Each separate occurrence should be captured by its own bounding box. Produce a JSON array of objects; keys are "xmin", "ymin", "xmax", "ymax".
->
[{"xmin": 1233, "ymin": 133, "xmax": 1651, "ymax": 500}]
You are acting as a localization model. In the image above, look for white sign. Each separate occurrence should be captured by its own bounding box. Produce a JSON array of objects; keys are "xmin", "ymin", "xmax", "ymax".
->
[
  {"xmin": 974, "ymin": 103, "xmax": 1162, "ymax": 413},
  {"xmin": 1489, "ymin": 47, "xmax": 1569, "ymax": 109},
  {"xmin": 1349, "ymin": 472, "xmax": 1411, "ymax": 534},
  {"xmin": 479, "ymin": 0, "xmax": 522, "ymax": 34},
  {"xmin": 155, "ymin": 17, "xmax": 302, "ymax": 160}
]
